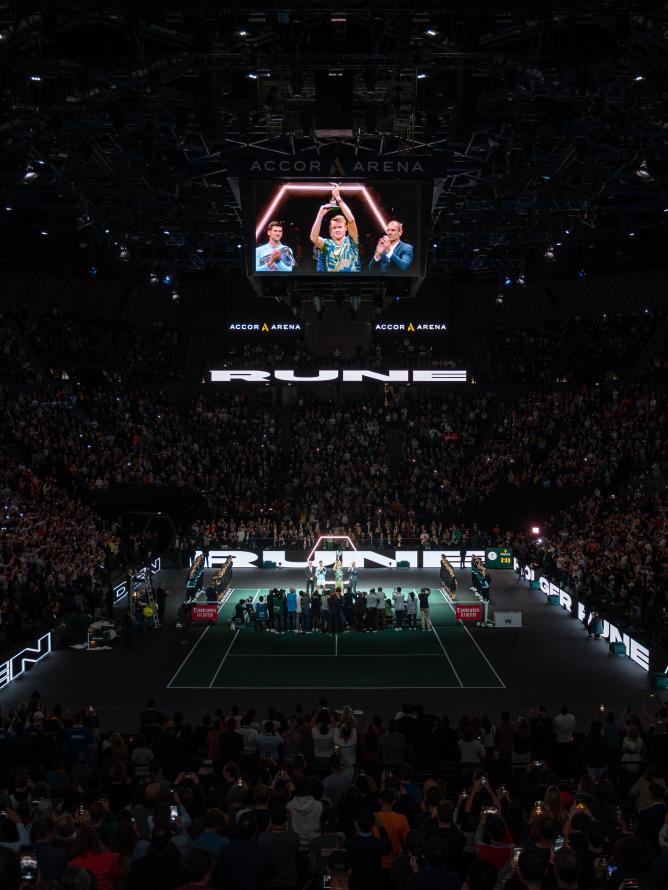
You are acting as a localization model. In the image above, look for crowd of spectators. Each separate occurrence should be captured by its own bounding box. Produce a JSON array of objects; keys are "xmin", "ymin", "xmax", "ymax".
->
[
  {"xmin": 15, "ymin": 311, "xmax": 190, "ymax": 382},
  {"xmin": 480, "ymin": 311, "xmax": 661, "ymax": 385},
  {"xmin": 0, "ymin": 320, "xmax": 43, "ymax": 384},
  {"xmin": 1, "ymin": 693, "xmax": 667, "ymax": 889},
  {"xmin": 3, "ymin": 306, "xmax": 668, "ymax": 386},
  {"xmin": 525, "ymin": 487, "xmax": 668, "ymax": 642},
  {"xmin": 2, "ymin": 368, "xmax": 666, "ymax": 650},
  {"xmin": 212, "ymin": 337, "xmax": 461, "ymax": 371}
]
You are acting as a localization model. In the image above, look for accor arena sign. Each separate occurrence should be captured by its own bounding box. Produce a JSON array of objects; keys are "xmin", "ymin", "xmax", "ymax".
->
[
  {"xmin": 210, "ymin": 368, "xmax": 466, "ymax": 383},
  {"xmin": 374, "ymin": 322, "xmax": 447, "ymax": 332},
  {"xmin": 229, "ymin": 323, "xmax": 302, "ymax": 332}
]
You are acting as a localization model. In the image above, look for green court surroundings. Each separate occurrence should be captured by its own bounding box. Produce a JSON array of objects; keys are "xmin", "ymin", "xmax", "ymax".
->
[{"xmin": 168, "ymin": 588, "xmax": 504, "ymax": 690}]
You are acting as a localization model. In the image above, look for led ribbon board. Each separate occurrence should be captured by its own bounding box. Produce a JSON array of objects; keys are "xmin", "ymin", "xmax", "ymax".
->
[{"xmin": 0, "ymin": 632, "xmax": 52, "ymax": 691}]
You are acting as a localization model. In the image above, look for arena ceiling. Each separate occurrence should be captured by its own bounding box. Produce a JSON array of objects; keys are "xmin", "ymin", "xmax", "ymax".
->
[{"xmin": 1, "ymin": 1, "xmax": 668, "ymax": 281}]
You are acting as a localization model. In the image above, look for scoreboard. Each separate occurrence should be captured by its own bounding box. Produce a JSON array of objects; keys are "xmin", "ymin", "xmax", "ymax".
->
[{"xmin": 485, "ymin": 547, "xmax": 513, "ymax": 569}]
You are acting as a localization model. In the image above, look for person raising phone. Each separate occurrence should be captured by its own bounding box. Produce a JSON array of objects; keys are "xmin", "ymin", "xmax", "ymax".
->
[{"xmin": 310, "ymin": 185, "xmax": 360, "ymax": 272}]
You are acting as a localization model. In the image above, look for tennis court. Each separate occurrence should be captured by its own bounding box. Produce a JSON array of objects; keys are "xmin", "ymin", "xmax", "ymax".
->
[{"xmin": 167, "ymin": 588, "xmax": 505, "ymax": 690}]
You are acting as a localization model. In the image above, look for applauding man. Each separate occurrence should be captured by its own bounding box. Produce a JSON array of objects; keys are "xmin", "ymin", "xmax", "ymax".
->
[
  {"xmin": 255, "ymin": 221, "xmax": 295, "ymax": 272},
  {"xmin": 368, "ymin": 220, "xmax": 414, "ymax": 272}
]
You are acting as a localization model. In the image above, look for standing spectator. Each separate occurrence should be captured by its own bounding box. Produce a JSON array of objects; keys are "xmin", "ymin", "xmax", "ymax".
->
[
  {"xmin": 312, "ymin": 719, "xmax": 336, "ymax": 766},
  {"xmin": 620, "ymin": 725, "xmax": 645, "ymax": 775},
  {"xmin": 378, "ymin": 721, "xmax": 406, "ymax": 770},
  {"xmin": 257, "ymin": 803, "xmax": 300, "ymax": 889},
  {"xmin": 219, "ymin": 814, "xmax": 273, "ymax": 890},
  {"xmin": 511, "ymin": 719, "xmax": 532, "ymax": 767},
  {"xmin": 257, "ymin": 722, "xmax": 283, "ymax": 761},
  {"xmin": 458, "ymin": 727, "xmax": 485, "ymax": 766},
  {"xmin": 334, "ymin": 723, "xmax": 358, "ymax": 768},
  {"xmin": 345, "ymin": 809, "xmax": 392, "ymax": 890},
  {"xmin": 308, "ymin": 811, "xmax": 345, "ymax": 877},
  {"xmin": 553, "ymin": 705, "xmax": 576, "ymax": 744},
  {"xmin": 582, "ymin": 720, "xmax": 609, "ymax": 780},
  {"xmin": 175, "ymin": 849, "xmax": 214, "ymax": 890},
  {"xmin": 156, "ymin": 584, "xmax": 168, "ymax": 626},
  {"xmin": 69, "ymin": 826, "xmax": 123, "ymax": 890},
  {"xmin": 375, "ymin": 789, "xmax": 410, "ymax": 871},
  {"xmin": 193, "ymin": 809, "xmax": 229, "ymax": 883},
  {"xmin": 418, "ymin": 588, "xmax": 432, "ymax": 632},
  {"xmin": 323, "ymin": 755, "xmax": 355, "ymax": 810},
  {"xmin": 286, "ymin": 778, "xmax": 323, "ymax": 854},
  {"xmin": 33, "ymin": 818, "xmax": 68, "ymax": 883},
  {"xmin": 406, "ymin": 836, "xmax": 461, "ymax": 890}
]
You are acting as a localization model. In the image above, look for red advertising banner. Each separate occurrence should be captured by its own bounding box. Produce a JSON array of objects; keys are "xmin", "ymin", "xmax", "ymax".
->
[
  {"xmin": 455, "ymin": 603, "xmax": 483, "ymax": 622},
  {"xmin": 191, "ymin": 604, "xmax": 219, "ymax": 622}
]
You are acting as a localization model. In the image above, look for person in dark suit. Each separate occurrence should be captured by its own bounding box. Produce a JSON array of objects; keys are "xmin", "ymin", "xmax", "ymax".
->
[{"xmin": 368, "ymin": 220, "xmax": 414, "ymax": 272}]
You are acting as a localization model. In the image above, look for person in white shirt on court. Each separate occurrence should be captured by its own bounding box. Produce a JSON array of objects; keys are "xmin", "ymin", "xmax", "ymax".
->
[{"xmin": 393, "ymin": 587, "xmax": 407, "ymax": 630}]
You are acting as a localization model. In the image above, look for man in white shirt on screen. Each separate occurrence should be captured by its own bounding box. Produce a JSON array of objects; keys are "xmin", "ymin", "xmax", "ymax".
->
[{"xmin": 255, "ymin": 221, "xmax": 296, "ymax": 272}]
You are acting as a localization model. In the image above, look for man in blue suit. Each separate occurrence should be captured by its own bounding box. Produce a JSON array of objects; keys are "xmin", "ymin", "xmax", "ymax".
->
[{"xmin": 368, "ymin": 220, "xmax": 414, "ymax": 272}]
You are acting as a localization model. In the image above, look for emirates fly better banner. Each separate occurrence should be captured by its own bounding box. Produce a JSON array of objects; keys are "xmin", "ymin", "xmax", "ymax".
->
[{"xmin": 455, "ymin": 604, "xmax": 484, "ymax": 622}]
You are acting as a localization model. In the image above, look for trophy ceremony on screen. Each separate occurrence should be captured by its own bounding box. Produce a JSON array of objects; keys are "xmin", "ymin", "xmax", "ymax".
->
[{"xmin": 253, "ymin": 181, "xmax": 420, "ymax": 275}]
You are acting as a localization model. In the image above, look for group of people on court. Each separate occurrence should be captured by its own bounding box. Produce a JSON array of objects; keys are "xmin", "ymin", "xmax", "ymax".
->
[
  {"xmin": 471, "ymin": 555, "xmax": 492, "ymax": 600},
  {"xmin": 231, "ymin": 585, "xmax": 434, "ymax": 635},
  {"xmin": 440, "ymin": 554, "xmax": 458, "ymax": 600}
]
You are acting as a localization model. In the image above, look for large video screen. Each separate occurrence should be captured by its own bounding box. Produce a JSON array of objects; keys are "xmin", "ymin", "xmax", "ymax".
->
[{"xmin": 249, "ymin": 180, "xmax": 424, "ymax": 276}]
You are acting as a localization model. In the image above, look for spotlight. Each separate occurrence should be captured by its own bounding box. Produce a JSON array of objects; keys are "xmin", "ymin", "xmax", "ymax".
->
[
  {"xmin": 544, "ymin": 247, "xmax": 555, "ymax": 260},
  {"xmin": 89, "ymin": 266, "xmax": 98, "ymax": 277},
  {"xmin": 29, "ymin": 74, "xmax": 42, "ymax": 82},
  {"xmin": 247, "ymin": 72, "xmax": 258, "ymax": 80},
  {"xmin": 634, "ymin": 74, "xmax": 645, "ymax": 82},
  {"xmin": 162, "ymin": 229, "xmax": 171, "ymax": 236},
  {"xmin": 531, "ymin": 526, "xmax": 540, "ymax": 535},
  {"xmin": 170, "ymin": 290, "xmax": 180, "ymax": 302},
  {"xmin": 238, "ymin": 29, "xmax": 249, "ymax": 37},
  {"xmin": 40, "ymin": 230, "xmax": 48, "ymax": 236},
  {"xmin": 23, "ymin": 163, "xmax": 38, "ymax": 182},
  {"xmin": 417, "ymin": 72, "xmax": 428, "ymax": 80},
  {"xmin": 119, "ymin": 244, "xmax": 129, "ymax": 260},
  {"xmin": 503, "ymin": 275, "xmax": 513, "ymax": 286},
  {"xmin": 149, "ymin": 272, "xmax": 159, "ymax": 285},
  {"xmin": 424, "ymin": 28, "xmax": 439, "ymax": 37},
  {"xmin": 578, "ymin": 269, "xmax": 586, "ymax": 279},
  {"xmin": 161, "ymin": 273, "xmax": 172, "ymax": 285},
  {"xmin": 517, "ymin": 274, "xmax": 526, "ymax": 286},
  {"xmin": 495, "ymin": 292, "xmax": 504, "ymax": 305}
]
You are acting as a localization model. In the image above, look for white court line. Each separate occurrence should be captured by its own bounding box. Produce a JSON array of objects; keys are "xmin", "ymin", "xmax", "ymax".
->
[
  {"xmin": 209, "ymin": 631, "xmax": 240, "ymax": 687},
  {"xmin": 174, "ymin": 684, "xmax": 505, "ymax": 690},
  {"xmin": 439, "ymin": 589, "xmax": 506, "ymax": 688},
  {"xmin": 208, "ymin": 589, "xmax": 260, "ymax": 687},
  {"xmin": 166, "ymin": 588, "xmax": 235, "ymax": 688},
  {"xmin": 426, "ymin": 591, "xmax": 464, "ymax": 687},
  {"xmin": 221, "ymin": 642, "xmax": 459, "ymax": 656}
]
